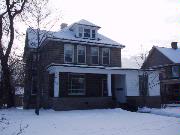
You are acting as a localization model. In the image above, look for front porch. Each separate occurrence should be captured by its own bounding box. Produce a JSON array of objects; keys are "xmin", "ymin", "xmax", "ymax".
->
[{"xmin": 46, "ymin": 64, "xmax": 127, "ymax": 110}]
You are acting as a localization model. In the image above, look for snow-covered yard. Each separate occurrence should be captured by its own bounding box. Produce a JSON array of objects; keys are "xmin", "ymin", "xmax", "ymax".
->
[
  {"xmin": 0, "ymin": 108, "xmax": 180, "ymax": 135},
  {"xmin": 139, "ymin": 107, "xmax": 180, "ymax": 118}
]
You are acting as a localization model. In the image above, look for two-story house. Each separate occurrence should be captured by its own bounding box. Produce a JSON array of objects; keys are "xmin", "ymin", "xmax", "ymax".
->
[
  {"xmin": 24, "ymin": 19, "xmax": 161, "ymax": 110},
  {"xmin": 142, "ymin": 42, "xmax": 180, "ymax": 104}
]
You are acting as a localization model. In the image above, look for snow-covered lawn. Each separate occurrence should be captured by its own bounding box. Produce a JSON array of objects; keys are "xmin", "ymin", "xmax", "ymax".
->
[
  {"xmin": 0, "ymin": 108, "xmax": 180, "ymax": 135},
  {"xmin": 139, "ymin": 107, "xmax": 180, "ymax": 118}
]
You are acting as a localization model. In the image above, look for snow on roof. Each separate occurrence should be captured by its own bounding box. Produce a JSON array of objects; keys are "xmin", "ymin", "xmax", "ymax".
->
[
  {"xmin": 74, "ymin": 19, "xmax": 100, "ymax": 28},
  {"xmin": 52, "ymin": 26, "xmax": 123, "ymax": 47},
  {"xmin": 155, "ymin": 46, "xmax": 180, "ymax": 63},
  {"xmin": 26, "ymin": 28, "xmax": 54, "ymax": 48},
  {"xmin": 26, "ymin": 19, "xmax": 124, "ymax": 48}
]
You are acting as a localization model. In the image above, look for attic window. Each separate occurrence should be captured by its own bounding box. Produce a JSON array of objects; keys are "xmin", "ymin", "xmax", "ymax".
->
[
  {"xmin": 84, "ymin": 29, "xmax": 90, "ymax": 38},
  {"xmin": 78, "ymin": 27, "xmax": 83, "ymax": 37},
  {"xmin": 92, "ymin": 30, "xmax": 96, "ymax": 39}
]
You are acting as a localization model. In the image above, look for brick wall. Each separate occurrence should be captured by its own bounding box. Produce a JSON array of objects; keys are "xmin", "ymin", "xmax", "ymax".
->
[
  {"xmin": 39, "ymin": 40, "xmax": 122, "ymax": 67},
  {"xmin": 142, "ymin": 48, "xmax": 173, "ymax": 69}
]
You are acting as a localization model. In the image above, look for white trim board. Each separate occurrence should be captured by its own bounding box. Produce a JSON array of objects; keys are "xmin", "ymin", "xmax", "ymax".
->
[{"xmin": 47, "ymin": 65, "xmax": 141, "ymax": 75}]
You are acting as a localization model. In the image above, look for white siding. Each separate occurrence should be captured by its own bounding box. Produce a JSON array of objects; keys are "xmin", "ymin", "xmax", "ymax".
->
[
  {"xmin": 148, "ymin": 71, "xmax": 160, "ymax": 96},
  {"xmin": 125, "ymin": 70, "xmax": 160, "ymax": 97},
  {"xmin": 126, "ymin": 71, "xmax": 139, "ymax": 96}
]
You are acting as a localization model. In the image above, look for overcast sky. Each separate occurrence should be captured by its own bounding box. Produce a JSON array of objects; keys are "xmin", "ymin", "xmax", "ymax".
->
[{"xmin": 49, "ymin": 0, "xmax": 180, "ymax": 59}]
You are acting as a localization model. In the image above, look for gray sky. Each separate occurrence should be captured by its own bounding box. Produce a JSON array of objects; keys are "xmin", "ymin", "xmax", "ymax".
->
[
  {"xmin": 50, "ymin": 0, "xmax": 180, "ymax": 58},
  {"xmin": 15, "ymin": 0, "xmax": 179, "ymax": 68}
]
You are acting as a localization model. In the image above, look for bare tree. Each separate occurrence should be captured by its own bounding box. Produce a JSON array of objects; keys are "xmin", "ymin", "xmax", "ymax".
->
[
  {"xmin": 138, "ymin": 69, "xmax": 160, "ymax": 107},
  {"xmin": 9, "ymin": 51, "xmax": 25, "ymax": 88},
  {"xmin": 134, "ymin": 45, "xmax": 148, "ymax": 68},
  {"xmin": 0, "ymin": 0, "xmax": 27, "ymax": 107},
  {"xmin": 21, "ymin": 0, "xmax": 61, "ymax": 115}
]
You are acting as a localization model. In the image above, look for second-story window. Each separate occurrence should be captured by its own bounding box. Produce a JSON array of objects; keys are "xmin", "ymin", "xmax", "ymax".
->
[
  {"xmin": 77, "ymin": 45, "xmax": 86, "ymax": 64},
  {"xmin": 84, "ymin": 29, "xmax": 90, "ymax": 38},
  {"xmin": 91, "ymin": 47, "xmax": 99, "ymax": 65},
  {"xmin": 64, "ymin": 44, "xmax": 74, "ymax": 63},
  {"xmin": 102, "ymin": 48, "xmax": 110, "ymax": 65},
  {"xmin": 172, "ymin": 66, "xmax": 179, "ymax": 78}
]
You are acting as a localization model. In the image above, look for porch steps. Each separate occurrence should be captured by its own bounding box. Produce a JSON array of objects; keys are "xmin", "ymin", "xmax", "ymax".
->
[{"xmin": 51, "ymin": 97, "xmax": 116, "ymax": 111}]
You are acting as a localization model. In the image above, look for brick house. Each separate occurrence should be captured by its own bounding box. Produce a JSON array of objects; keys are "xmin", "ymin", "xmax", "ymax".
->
[
  {"xmin": 142, "ymin": 42, "xmax": 180, "ymax": 104},
  {"xmin": 23, "ymin": 19, "xmax": 161, "ymax": 110}
]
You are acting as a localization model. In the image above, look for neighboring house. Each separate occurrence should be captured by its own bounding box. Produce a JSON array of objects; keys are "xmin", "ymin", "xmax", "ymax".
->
[
  {"xmin": 142, "ymin": 42, "xmax": 180, "ymax": 104},
  {"xmin": 23, "ymin": 19, "xmax": 160, "ymax": 110}
]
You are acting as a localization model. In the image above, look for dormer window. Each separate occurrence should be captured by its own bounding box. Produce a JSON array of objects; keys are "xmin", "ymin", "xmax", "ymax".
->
[
  {"xmin": 78, "ymin": 27, "xmax": 83, "ymax": 37},
  {"xmin": 92, "ymin": 30, "xmax": 96, "ymax": 39},
  {"xmin": 76, "ymin": 25, "xmax": 97, "ymax": 39},
  {"xmin": 84, "ymin": 29, "xmax": 90, "ymax": 38}
]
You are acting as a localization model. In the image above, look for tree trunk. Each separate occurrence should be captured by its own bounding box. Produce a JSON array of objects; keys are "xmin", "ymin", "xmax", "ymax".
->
[{"xmin": 1, "ymin": 57, "xmax": 14, "ymax": 107}]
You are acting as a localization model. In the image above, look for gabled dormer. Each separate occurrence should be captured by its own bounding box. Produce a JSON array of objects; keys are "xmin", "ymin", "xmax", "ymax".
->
[{"xmin": 70, "ymin": 19, "xmax": 101, "ymax": 40}]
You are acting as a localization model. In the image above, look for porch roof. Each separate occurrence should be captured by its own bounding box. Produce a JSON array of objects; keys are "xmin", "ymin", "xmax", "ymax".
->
[{"xmin": 46, "ymin": 63, "xmax": 154, "ymax": 74}]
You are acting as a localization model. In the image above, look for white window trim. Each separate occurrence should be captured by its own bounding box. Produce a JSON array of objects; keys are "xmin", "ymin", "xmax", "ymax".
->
[
  {"xmin": 102, "ymin": 48, "xmax": 110, "ymax": 65},
  {"xmin": 77, "ymin": 25, "xmax": 97, "ymax": 39},
  {"xmin": 91, "ymin": 29, "xmax": 96, "ymax": 39},
  {"xmin": 64, "ymin": 44, "xmax": 74, "ymax": 63},
  {"xmin": 77, "ymin": 45, "xmax": 86, "ymax": 64},
  {"xmin": 83, "ymin": 28, "xmax": 91, "ymax": 38},
  {"xmin": 68, "ymin": 74, "xmax": 86, "ymax": 95},
  {"xmin": 91, "ymin": 47, "xmax": 99, "ymax": 65}
]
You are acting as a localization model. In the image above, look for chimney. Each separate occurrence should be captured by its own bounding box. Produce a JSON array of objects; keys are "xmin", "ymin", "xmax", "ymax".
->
[
  {"xmin": 171, "ymin": 42, "xmax": 178, "ymax": 49},
  {"xmin": 61, "ymin": 23, "xmax": 68, "ymax": 30}
]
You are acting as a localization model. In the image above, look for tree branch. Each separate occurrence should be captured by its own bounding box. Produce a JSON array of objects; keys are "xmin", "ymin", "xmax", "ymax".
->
[{"xmin": 4, "ymin": 0, "xmax": 27, "ymax": 60}]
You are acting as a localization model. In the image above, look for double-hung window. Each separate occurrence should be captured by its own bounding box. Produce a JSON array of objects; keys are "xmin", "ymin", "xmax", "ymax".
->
[
  {"xmin": 91, "ymin": 47, "xmax": 99, "ymax": 64},
  {"xmin": 64, "ymin": 44, "xmax": 74, "ymax": 63},
  {"xmin": 102, "ymin": 48, "xmax": 110, "ymax": 65},
  {"xmin": 77, "ymin": 45, "xmax": 86, "ymax": 64}
]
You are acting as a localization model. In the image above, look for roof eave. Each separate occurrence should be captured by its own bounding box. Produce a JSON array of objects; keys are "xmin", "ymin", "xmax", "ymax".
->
[{"xmin": 45, "ymin": 37, "xmax": 125, "ymax": 48}]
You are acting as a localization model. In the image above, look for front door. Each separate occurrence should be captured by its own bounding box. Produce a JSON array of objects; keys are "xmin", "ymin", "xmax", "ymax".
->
[{"xmin": 114, "ymin": 75, "xmax": 126, "ymax": 103}]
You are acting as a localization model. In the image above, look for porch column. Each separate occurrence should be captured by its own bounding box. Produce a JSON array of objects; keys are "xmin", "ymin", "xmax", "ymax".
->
[
  {"xmin": 107, "ymin": 74, "xmax": 112, "ymax": 96},
  {"xmin": 54, "ymin": 72, "xmax": 59, "ymax": 97}
]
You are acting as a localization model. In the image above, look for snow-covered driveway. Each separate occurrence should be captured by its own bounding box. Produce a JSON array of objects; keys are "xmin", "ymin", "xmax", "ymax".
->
[{"xmin": 0, "ymin": 108, "xmax": 180, "ymax": 135}]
